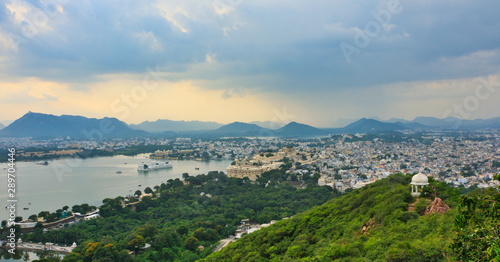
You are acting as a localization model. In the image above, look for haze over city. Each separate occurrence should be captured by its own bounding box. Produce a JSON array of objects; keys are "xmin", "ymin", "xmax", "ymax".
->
[{"xmin": 1, "ymin": 0, "xmax": 500, "ymax": 126}]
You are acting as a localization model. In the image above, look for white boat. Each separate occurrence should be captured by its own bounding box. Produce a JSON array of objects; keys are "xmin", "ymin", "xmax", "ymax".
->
[{"xmin": 137, "ymin": 161, "xmax": 173, "ymax": 171}]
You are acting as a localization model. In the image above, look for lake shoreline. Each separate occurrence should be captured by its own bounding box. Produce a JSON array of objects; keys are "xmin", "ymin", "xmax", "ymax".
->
[{"xmin": 0, "ymin": 155, "xmax": 232, "ymax": 220}]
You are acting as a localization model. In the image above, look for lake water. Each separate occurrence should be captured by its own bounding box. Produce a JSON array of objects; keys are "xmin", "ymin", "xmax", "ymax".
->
[
  {"xmin": 1, "ymin": 154, "xmax": 232, "ymax": 220},
  {"xmin": 0, "ymin": 250, "xmax": 65, "ymax": 262}
]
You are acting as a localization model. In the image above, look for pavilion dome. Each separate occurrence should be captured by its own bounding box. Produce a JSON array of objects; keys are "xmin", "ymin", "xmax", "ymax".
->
[{"xmin": 411, "ymin": 172, "xmax": 429, "ymax": 185}]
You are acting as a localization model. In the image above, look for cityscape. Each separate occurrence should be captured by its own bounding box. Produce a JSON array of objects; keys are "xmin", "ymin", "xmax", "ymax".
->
[
  {"xmin": 1, "ymin": 0, "xmax": 500, "ymax": 261},
  {"xmin": 3, "ymin": 127, "xmax": 500, "ymax": 191}
]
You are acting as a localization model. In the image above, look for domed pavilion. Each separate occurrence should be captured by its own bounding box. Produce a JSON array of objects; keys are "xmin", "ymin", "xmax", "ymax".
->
[{"xmin": 411, "ymin": 172, "xmax": 429, "ymax": 197}]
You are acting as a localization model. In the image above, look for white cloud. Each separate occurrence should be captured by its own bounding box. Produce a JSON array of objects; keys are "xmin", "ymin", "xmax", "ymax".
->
[{"xmin": 5, "ymin": 0, "xmax": 60, "ymax": 35}]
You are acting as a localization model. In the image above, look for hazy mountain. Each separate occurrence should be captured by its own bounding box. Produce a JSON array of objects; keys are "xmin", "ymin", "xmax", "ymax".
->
[
  {"xmin": 210, "ymin": 122, "xmax": 267, "ymax": 136},
  {"xmin": 337, "ymin": 118, "xmax": 408, "ymax": 133},
  {"xmin": 275, "ymin": 122, "xmax": 327, "ymax": 137},
  {"xmin": 459, "ymin": 117, "xmax": 500, "ymax": 129},
  {"xmin": 0, "ymin": 123, "xmax": 4, "ymax": 130},
  {"xmin": 209, "ymin": 121, "xmax": 328, "ymax": 137},
  {"xmin": 249, "ymin": 121, "xmax": 286, "ymax": 129},
  {"xmin": 412, "ymin": 117, "xmax": 461, "ymax": 128},
  {"xmin": 386, "ymin": 118, "xmax": 412, "ymax": 124},
  {"xmin": 331, "ymin": 118, "xmax": 360, "ymax": 128},
  {"xmin": 398, "ymin": 121, "xmax": 431, "ymax": 130},
  {"xmin": 130, "ymin": 119, "xmax": 223, "ymax": 132},
  {"xmin": 0, "ymin": 112, "xmax": 148, "ymax": 139},
  {"xmin": 410, "ymin": 116, "xmax": 500, "ymax": 129}
]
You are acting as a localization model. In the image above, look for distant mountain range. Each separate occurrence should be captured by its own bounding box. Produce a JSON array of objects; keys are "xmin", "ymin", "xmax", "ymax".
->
[
  {"xmin": 0, "ymin": 112, "xmax": 147, "ymax": 139},
  {"xmin": 386, "ymin": 118, "xmax": 412, "ymax": 124},
  {"xmin": 276, "ymin": 122, "xmax": 327, "ymax": 137},
  {"xmin": 130, "ymin": 119, "xmax": 223, "ymax": 132},
  {"xmin": 335, "ymin": 118, "xmax": 408, "ymax": 134},
  {"xmin": 410, "ymin": 116, "xmax": 500, "ymax": 129},
  {"xmin": 129, "ymin": 119, "xmax": 285, "ymax": 133},
  {"xmin": 209, "ymin": 122, "xmax": 265, "ymax": 137},
  {"xmin": 205, "ymin": 121, "xmax": 327, "ymax": 137},
  {"xmin": 249, "ymin": 121, "xmax": 286, "ymax": 129},
  {"xmin": 2, "ymin": 112, "xmax": 500, "ymax": 139},
  {"xmin": 0, "ymin": 123, "xmax": 4, "ymax": 130}
]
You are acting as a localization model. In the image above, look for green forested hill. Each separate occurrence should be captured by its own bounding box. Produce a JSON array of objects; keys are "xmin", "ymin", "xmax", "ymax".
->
[{"xmin": 202, "ymin": 174, "xmax": 457, "ymax": 261}]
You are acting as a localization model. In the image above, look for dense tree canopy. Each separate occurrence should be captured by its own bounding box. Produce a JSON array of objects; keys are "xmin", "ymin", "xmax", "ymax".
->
[
  {"xmin": 451, "ymin": 174, "xmax": 500, "ymax": 261},
  {"xmin": 20, "ymin": 171, "xmax": 339, "ymax": 261},
  {"xmin": 202, "ymin": 174, "xmax": 459, "ymax": 261}
]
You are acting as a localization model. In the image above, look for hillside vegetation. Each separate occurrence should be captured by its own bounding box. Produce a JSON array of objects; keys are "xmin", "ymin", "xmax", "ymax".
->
[
  {"xmin": 202, "ymin": 174, "xmax": 458, "ymax": 261},
  {"xmin": 12, "ymin": 171, "xmax": 339, "ymax": 262}
]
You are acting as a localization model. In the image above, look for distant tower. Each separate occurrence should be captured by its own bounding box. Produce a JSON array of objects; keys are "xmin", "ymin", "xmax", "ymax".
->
[{"xmin": 410, "ymin": 172, "xmax": 429, "ymax": 197}]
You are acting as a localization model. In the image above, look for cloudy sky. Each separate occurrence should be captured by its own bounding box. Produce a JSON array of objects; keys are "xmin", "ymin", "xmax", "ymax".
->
[{"xmin": 0, "ymin": 0, "xmax": 499, "ymax": 127}]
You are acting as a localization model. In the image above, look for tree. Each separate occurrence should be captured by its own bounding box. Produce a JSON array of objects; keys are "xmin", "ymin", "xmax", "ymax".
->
[
  {"xmin": 144, "ymin": 187, "xmax": 153, "ymax": 194},
  {"xmin": 127, "ymin": 235, "xmax": 146, "ymax": 250},
  {"xmin": 134, "ymin": 190, "xmax": 142, "ymax": 197},
  {"xmin": 176, "ymin": 225, "xmax": 189, "ymax": 236},
  {"xmin": 62, "ymin": 205, "xmax": 69, "ymax": 211},
  {"xmin": 38, "ymin": 211, "xmax": 50, "ymax": 218},
  {"xmin": 194, "ymin": 228, "xmax": 206, "ymax": 241},
  {"xmin": 184, "ymin": 236, "xmax": 199, "ymax": 251},
  {"xmin": 451, "ymin": 173, "xmax": 500, "ymax": 260},
  {"xmin": 71, "ymin": 205, "xmax": 81, "ymax": 213},
  {"xmin": 62, "ymin": 253, "xmax": 84, "ymax": 262},
  {"xmin": 202, "ymin": 152, "xmax": 210, "ymax": 161}
]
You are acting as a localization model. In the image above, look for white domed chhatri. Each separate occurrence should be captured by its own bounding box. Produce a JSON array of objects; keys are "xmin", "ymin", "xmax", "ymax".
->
[
  {"xmin": 411, "ymin": 172, "xmax": 429, "ymax": 185},
  {"xmin": 410, "ymin": 172, "xmax": 429, "ymax": 197}
]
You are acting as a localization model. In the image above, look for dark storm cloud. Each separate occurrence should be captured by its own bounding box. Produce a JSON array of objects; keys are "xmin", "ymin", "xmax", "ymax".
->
[{"xmin": 1, "ymin": 0, "xmax": 499, "ymax": 92}]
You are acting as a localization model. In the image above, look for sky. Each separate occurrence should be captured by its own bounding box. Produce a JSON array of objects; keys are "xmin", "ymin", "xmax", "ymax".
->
[{"xmin": 0, "ymin": 0, "xmax": 499, "ymax": 127}]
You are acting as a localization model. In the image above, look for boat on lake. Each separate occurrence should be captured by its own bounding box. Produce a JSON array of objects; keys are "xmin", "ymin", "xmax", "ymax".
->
[{"xmin": 137, "ymin": 161, "xmax": 173, "ymax": 171}]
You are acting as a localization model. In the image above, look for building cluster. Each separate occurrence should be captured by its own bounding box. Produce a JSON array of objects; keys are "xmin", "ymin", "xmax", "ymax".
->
[
  {"xmin": 3, "ymin": 130, "xmax": 500, "ymax": 191},
  {"xmin": 223, "ymin": 132, "xmax": 500, "ymax": 191},
  {"xmin": 312, "ymin": 134, "xmax": 500, "ymax": 191},
  {"xmin": 226, "ymin": 147, "xmax": 298, "ymax": 180}
]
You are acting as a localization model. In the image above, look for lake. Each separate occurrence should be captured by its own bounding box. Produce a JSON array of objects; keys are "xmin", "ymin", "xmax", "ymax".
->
[
  {"xmin": 0, "ymin": 250, "xmax": 65, "ymax": 262},
  {"xmin": 1, "ymin": 154, "xmax": 232, "ymax": 220}
]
